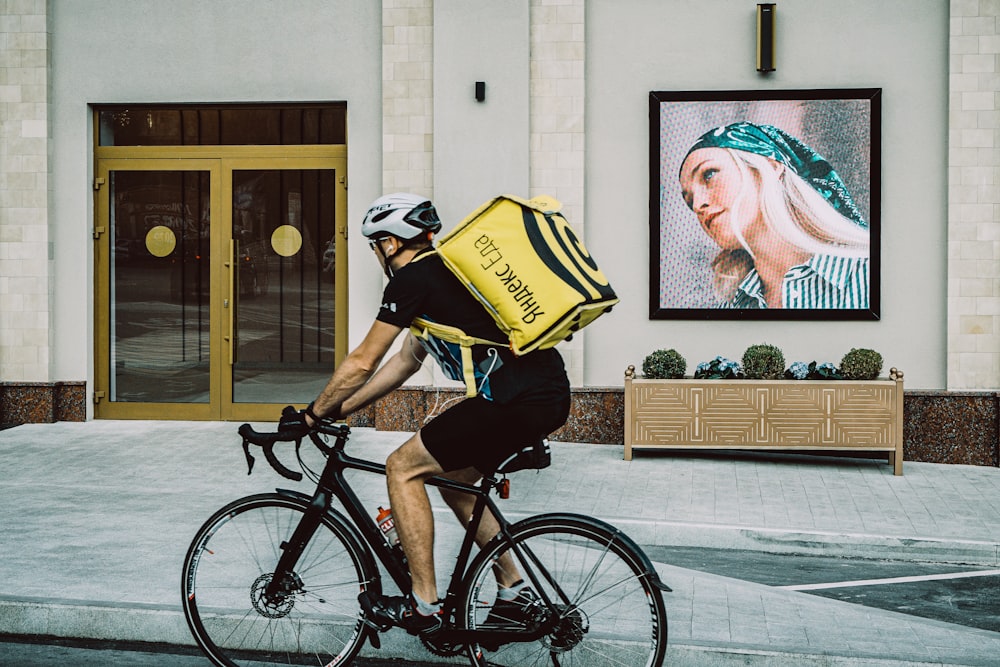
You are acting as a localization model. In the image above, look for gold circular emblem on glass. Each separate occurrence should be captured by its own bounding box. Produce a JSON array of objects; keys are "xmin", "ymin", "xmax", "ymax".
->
[
  {"xmin": 145, "ymin": 225, "xmax": 177, "ymax": 258},
  {"xmin": 271, "ymin": 225, "xmax": 303, "ymax": 257}
]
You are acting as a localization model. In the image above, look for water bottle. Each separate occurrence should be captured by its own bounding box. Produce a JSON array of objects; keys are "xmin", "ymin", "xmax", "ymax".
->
[
  {"xmin": 376, "ymin": 506, "xmax": 407, "ymax": 568},
  {"xmin": 376, "ymin": 506, "xmax": 399, "ymax": 546}
]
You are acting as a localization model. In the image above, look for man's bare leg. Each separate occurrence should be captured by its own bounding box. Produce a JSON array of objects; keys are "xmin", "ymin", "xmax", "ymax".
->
[
  {"xmin": 385, "ymin": 432, "xmax": 445, "ymax": 605},
  {"xmin": 438, "ymin": 468, "xmax": 523, "ymax": 589}
]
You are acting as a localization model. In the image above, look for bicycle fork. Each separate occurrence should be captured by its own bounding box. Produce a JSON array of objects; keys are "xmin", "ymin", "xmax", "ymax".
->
[{"xmin": 262, "ymin": 489, "xmax": 331, "ymax": 603}]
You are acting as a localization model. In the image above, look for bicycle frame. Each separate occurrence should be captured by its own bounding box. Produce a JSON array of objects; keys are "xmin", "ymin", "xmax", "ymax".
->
[{"xmin": 261, "ymin": 428, "xmax": 558, "ymax": 646}]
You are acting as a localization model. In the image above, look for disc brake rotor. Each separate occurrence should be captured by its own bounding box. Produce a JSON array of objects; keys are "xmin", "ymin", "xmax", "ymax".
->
[{"xmin": 250, "ymin": 573, "xmax": 296, "ymax": 619}]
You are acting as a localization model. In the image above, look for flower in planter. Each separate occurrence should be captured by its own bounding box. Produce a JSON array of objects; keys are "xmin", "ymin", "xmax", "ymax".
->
[
  {"xmin": 694, "ymin": 356, "xmax": 744, "ymax": 379},
  {"xmin": 810, "ymin": 362, "xmax": 842, "ymax": 380},
  {"xmin": 785, "ymin": 361, "xmax": 810, "ymax": 380},
  {"xmin": 784, "ymin": 361, "xmax": 842, "ymax": 380}
]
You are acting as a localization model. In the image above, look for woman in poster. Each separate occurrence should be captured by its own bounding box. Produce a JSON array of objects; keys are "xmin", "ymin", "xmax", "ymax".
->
[{"xmin": 677, "ymin": 122, "xmax": 870, "ymax": 309}]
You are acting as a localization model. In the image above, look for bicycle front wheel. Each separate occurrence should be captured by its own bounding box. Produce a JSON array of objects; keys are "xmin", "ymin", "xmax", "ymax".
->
[
  {"xmin": 181, "ymin": 493, "xmax": 377, "ymax": 667},
  {"xmin": 462, "ymin": 515, "xmax": 668, "ymax": 667}
]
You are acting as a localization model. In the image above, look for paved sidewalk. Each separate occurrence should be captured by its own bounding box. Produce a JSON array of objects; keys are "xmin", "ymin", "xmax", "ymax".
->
[{"xmin": 1, "ymin": 420, "xmax": 999, "ymax": 665}]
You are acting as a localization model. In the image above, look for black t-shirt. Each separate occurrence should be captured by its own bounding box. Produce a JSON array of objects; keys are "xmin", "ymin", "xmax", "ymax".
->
[{"xmin": 376, "ymin": 249, "xmax": 569, "ymax": 405}]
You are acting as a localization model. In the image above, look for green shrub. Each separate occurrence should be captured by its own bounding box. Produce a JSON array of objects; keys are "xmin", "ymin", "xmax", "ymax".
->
[
  {"xmin": 642, "ymin": 348, "xmax": 687, "ymax": 379},
  {"xmin": 839, "ymin": 348, "xmax": 883, "ymax": 380},
  {"xmin": 742, "ymin": 343, "xmax": 785, "ymax": 380}
]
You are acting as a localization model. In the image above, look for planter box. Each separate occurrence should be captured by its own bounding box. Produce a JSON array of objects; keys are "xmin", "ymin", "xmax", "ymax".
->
[{"xmin": 624, "ymin": 367, "xmax": 905, "ymax": 475}]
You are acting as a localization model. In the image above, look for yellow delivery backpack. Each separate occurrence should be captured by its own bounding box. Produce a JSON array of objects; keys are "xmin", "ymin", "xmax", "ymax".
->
[{"xmin": 410, "ymin": 194, "xmax": 618, "ymax": 396}]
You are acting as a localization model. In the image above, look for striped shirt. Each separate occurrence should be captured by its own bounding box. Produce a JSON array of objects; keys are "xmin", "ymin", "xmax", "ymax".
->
[{"xmin": 728, "ymin": 254, "xmax": 870, "ymax": 309}]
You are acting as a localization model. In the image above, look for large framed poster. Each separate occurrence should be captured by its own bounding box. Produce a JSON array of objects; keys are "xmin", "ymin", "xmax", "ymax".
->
[{"xmin": 650, "ymin": 88, "xmax": 881, "ymax": 320}]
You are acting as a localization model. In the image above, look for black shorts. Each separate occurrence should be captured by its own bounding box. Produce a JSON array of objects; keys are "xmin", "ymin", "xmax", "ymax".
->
[{"xmin": 420, "ymin": 395, "xmax": 570, "ymax": 473}]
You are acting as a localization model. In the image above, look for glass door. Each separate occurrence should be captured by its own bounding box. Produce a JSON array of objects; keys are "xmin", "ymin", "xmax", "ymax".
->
[
  {"xmin": 94, "ymin": 154, "xmax": 347, "ymax": 420},
  {"xmin": 95, "ymin": 159, "xmax": 221, "ymax": 419},
  {"xmin": 225, "ymin": 161, "xmax": 345, "ymax": 420}
]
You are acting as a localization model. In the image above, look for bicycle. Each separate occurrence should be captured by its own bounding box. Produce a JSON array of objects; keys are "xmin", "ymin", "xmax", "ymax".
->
[{"xmin": 181, "ymin": 417, "xmax": 671, "ymax": 667}]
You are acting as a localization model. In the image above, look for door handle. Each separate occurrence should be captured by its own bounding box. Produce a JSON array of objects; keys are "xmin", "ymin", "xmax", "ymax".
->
[{"xmin": 226, "ymin": 239, "xmax": 235, "ymax": 365}]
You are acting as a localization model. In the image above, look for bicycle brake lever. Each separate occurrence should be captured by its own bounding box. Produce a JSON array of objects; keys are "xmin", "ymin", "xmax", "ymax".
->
[{"xmin": 241, "ymin": 437, "xmax": 256, "ymax": 475}]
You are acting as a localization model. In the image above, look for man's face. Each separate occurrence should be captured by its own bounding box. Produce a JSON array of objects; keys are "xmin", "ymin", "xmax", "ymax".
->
[{"xmin": 369, "ymin": 236, "xmax": 395, "ymax": 274}]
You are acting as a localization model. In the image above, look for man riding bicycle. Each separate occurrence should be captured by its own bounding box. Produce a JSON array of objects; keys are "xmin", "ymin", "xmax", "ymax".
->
[{"xmin": 280, "ymin": 193, "xmax": 571, "ymax": 634}]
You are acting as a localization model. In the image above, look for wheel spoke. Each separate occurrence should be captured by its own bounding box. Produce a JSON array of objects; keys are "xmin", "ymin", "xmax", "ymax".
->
[
  {"xmin": 462, "ymin": 517, "xmax": 667, "ymax": 667},
  {"xmin": 570, "ymin": 536, "xmax": 613, "ymax": 607},
  {"xmin": 182, "ymin": 494, "xmax": 371, "ymax": 667}
]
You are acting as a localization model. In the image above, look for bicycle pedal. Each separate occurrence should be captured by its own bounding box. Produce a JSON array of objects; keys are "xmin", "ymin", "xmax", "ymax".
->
[
  {"xmin": 361, "ymin": 616, "xmax": 392, "ymax": 633},
  {"xmin": 358, "ymin": 591, "xmax": 392, "ymax": 633}
]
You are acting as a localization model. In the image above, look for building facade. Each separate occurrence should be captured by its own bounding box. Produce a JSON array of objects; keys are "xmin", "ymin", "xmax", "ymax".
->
[{"xmin": 0, "ymin": 1, "xmax": 997, "ymax": 461}]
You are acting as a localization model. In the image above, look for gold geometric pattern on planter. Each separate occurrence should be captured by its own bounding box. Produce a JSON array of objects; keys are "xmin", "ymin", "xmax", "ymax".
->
[
  {"xmin": 624, "ymin": 367, "xmax": 905, "ymax": 474},
  {"xmin": 629, "ymin": 384, "xmax": 700, "ymax": 444}
]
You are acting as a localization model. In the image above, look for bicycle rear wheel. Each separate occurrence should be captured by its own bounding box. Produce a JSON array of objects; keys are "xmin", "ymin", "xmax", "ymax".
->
[
  {"xmin": 181, "ymin": 493, "xmax": 377, "ymax": 667},
  {"xmin": 461, "ymin": 515, "xmax": 668, "ymax": 667}
]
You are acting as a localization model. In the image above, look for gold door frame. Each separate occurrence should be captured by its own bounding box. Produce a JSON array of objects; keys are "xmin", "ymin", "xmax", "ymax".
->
[{"xmin": 93, "ymin": 146, "xmax": 348, "ymax": 421}]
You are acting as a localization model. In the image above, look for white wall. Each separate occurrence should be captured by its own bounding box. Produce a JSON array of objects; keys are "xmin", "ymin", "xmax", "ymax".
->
[
  {"xmin": 48, "ymin": 0, "xmax": 384, "ymax": 387},
  {"xmin": 585, "ymin": 0, "xmax": 949, "ymax": 389},
  {"xmin": 432, "ymin": 0, "xmax": 530, "ymax": 223},
  {"xmin": 45, "ymin": 0, "xmax": 953, "ymax": 397}
]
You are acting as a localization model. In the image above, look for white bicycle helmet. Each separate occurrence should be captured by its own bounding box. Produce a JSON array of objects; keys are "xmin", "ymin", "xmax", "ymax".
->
[{"xmin": 361, "ymin": 193, "xmax": 442, "ymax": 240}]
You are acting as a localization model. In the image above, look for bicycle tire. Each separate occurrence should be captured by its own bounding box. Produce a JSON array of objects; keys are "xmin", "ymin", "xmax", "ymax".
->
[
  {"xmin": 181, "ymin": 493, "xmax": 378, "ymax": 667},
  {"xmin": 460, "ymin": 514, "xmax": 668, "ymax": 667}
]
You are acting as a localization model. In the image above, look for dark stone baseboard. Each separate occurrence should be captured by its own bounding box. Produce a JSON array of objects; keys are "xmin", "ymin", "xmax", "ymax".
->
[
  {"xmin": 349, "ymin": 386, "xmax": 1000, "ymax": 468},
  {"xmin": 346, "ymin": 386, "xmax": 625, "ymax": 445},
  {"xmin": 903, "ymin": 391, "xmax": 999, "ymax": 467},
  {"xmin": 0, "ymin": 382, "xmax": 87, "ymax": 424}
]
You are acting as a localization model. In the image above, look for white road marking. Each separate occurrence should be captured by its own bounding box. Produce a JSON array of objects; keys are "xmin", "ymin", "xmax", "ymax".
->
[{"xmin": 779, "ymin": 569, "xmax": 1000, "ymax": 591}]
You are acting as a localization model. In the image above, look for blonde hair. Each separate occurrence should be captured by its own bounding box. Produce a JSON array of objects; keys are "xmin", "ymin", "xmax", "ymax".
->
[{"xmin": 711, "ymin": 149, "xmax": 869, "ymax": 301}]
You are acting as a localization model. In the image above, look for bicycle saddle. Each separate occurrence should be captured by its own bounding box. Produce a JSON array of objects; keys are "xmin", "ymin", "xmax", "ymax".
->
[{"xmin": 493, "ymin": 438, "xmax": 551, "ymax": 474}]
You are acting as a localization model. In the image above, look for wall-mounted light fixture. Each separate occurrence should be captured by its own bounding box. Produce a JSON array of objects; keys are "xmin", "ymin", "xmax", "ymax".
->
[
  {"xmin": 475, "ymin": 81, "xmax": 486, "ymax": 102},
  {"xmin": 756, "ymin": 3, "xmax": 776, "ymax": 73}
]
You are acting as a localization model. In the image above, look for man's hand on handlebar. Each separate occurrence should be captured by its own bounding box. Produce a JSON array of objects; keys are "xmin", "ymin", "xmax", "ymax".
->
[
  {"xmin": 277, "ymin": 402, "xmax": 341, "ymax": 439},
  {"xmin": 278, "ymin": 404, "xmax": 318, "ymax": 439},
  {"xmin": 239, "ymin": 408, "xmax": 348, "ymax": 481}
]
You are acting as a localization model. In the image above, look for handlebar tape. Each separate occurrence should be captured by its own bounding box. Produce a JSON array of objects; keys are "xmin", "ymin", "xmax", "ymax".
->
[{"xmin": 238, "ymin": 423, "xmax": 304, "ymax": 482}]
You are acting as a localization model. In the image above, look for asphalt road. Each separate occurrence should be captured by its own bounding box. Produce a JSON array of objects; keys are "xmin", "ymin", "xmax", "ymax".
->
[
  {"xmin": 0, "ymin": 636, "xmax": 445, "ymax": 667},
  {"xmin": 3, "ymin": 546, "xmax": 997, "ymax": 665},
  {"xmin": 645, "ymin": 545, "xmax": 1000, "ymax": 632}
]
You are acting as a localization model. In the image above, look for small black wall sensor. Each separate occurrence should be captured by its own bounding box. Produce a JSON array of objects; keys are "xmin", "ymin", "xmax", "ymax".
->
[{"xmin": 475, "ymin": 81, "xmax": 486, "ymax": 102}]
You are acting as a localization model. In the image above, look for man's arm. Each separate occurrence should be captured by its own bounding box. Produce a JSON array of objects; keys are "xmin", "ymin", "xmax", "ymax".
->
[
  {"xmin": 310, "ymin": 321, "xmax": 426, "ymax": 421},
  {"xmin": 339, "ymin": 333, "xmax": 427, "ymax": 417}
]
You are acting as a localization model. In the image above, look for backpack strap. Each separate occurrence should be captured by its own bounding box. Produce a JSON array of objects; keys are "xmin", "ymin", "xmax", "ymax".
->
[{"xmin": 410, "ymin": 317, "xmax": 507, "ymax": 397}]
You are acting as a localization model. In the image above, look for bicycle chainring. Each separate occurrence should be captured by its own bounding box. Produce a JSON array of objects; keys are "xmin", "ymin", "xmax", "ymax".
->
[{"xmin": 420, "ymin": 632, "xmax": 464, "ymax": 657}]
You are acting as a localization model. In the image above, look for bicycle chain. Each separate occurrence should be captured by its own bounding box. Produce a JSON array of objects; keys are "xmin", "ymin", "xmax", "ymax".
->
[{"xmin": 420, "ymin": 633, "xmax": 465, "ymax": 657}]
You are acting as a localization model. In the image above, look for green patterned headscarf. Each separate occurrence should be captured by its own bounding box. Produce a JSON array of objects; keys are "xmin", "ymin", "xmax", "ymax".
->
[{"xmin": 683, "ymin": 122, "xmax": 867, "ymax": 228}]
